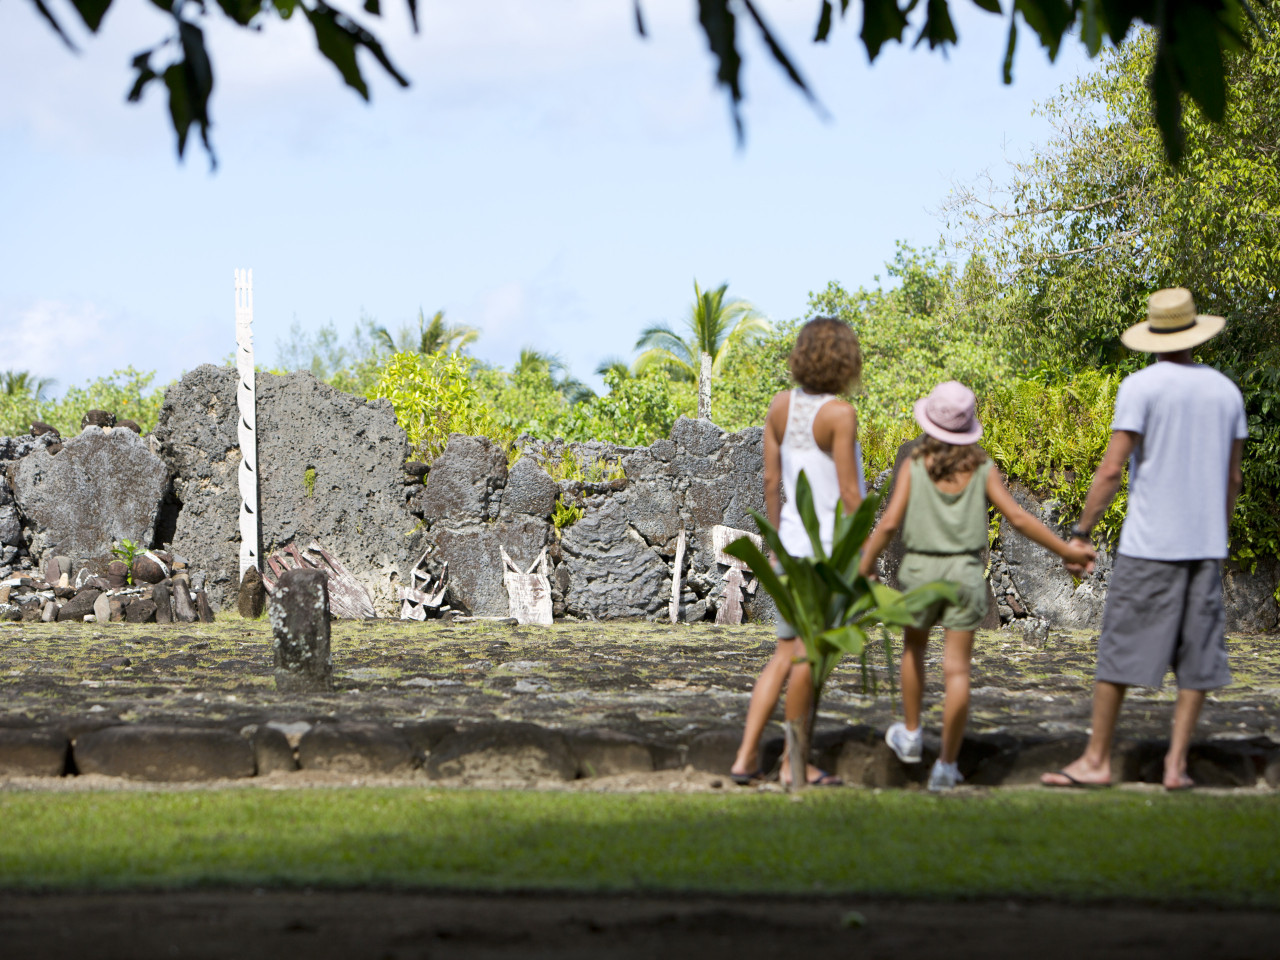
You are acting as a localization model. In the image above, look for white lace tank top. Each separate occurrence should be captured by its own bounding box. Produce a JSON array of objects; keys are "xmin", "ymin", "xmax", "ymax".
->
[{"xmin": 778, "ymin": 388, "xmax": 865, "ymax": 558}]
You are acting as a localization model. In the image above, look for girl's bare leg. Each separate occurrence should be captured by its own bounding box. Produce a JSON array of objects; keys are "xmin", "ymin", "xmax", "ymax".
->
[
  {"xmin": 940, "ymin": 629, "xmax": 975, "ymax": 764},
  {"xmin": 900, "ymin": 627, "xmax": 929, "ymax": 731},
  {"xmin": 730, "ymin": 639, "xmax": 799, "ymax": 776}
]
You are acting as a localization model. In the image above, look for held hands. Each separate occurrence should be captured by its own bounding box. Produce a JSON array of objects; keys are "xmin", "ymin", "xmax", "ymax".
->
[{"xmin": 1063, "ymin": 536, "xmax": 1097, "ymax": 576}]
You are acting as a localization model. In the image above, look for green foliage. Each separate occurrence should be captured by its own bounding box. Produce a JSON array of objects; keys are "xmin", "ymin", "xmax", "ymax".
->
[
  {"xmin": 373, "ymin": 309, "xmax": 478, "ymax": 359},
  {"xmin": 950, "ymin": 21, "xmax": 1280, "ymax": 560},
  {"xmin": 559, "ymin": 369, "xmax": 694, "ymax": 448},
  {"xmin": 698, "ymin": 0, "xmax": 1248, "ymax": 164},
  {"xmin": 1, "ymin": 368, "xmax": 168, "ymax": 437},
  {"xmin": 726, "ymin": 472, "xmax": 957, "ymax": 708},
  {"xmin": 980, "ymin": 372, "xmax": 1128, "ymax": 544},
  {"xmin": 552, "ymin": 497, "xmax": 584, "ymax": 532},
  {"xmin": 472, "ymin": 349, "xmax": 591, "ymax": 442},
  {"xmin": 275, "ymin": 314, "xmax": 386, "ymax": 397},
  {"xmin": 110, "ymin": 539, "xmax": 139, "ymax": 585},
  {"xmin": 714, "ymin": 322, "xmax": 798, "ymax": 434},
  {"xmin": 303, "ymin": 467, "xmax": 317, "ymax": 498},
  {"xmin": 810, "ymin": 247, "xmax": 1012, "ymax": 476},
  {"xmin": 542, "ymin": 449, "xmax": 625, "ymax": 484},
  {"xmin": 371, "ymin": 352, "xmax": 511, "ymax": 463},
  {"xmin": 634, "ymin": 280, "xmax": 769, "ymax": 381}
]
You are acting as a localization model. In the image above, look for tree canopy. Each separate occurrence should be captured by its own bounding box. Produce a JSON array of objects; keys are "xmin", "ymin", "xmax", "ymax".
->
[{"xmin": 28, "ymin": 0, "xmax": 1256, "ymax": 165}]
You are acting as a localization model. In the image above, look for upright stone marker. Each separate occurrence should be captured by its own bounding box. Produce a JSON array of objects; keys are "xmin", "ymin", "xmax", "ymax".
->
[
  {"xmin": 234, "ymin": 269, "xmax": 260, "ymax": 579},
  {"xmin": 269, "ymin": 568, "xmax": 333, "ymax": 693}
]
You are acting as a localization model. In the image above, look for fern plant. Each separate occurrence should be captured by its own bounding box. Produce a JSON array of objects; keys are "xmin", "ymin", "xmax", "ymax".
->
[{"xmin": 726, "ymin": 471, "xmax": 957, "ymax": 790}]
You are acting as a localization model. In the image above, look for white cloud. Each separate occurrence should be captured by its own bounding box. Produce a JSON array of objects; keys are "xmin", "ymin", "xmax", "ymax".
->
[{"xmin": 0, "ymin": 299, "xmax": 224, "ymax": 393}]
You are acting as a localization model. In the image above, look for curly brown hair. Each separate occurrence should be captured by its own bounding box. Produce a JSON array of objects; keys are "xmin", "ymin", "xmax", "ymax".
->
[
  {"xmin": 913, "ymin": 435, "xmax": 989, "ymax": 483},
  {"xmin": 788, "ymin": 317, "xmax": 862, "ymax": 395}
]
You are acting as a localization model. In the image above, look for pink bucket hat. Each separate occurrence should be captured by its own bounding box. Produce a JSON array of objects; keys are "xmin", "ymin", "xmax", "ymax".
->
[{"xmin": 913, "ymin": 381, "xmax": 983, "ymax": 445}]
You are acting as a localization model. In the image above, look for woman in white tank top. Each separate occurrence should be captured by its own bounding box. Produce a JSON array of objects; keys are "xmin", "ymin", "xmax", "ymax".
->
[{"xmin": 731, "ymin": 319, "xmax": 866, "ymax": 787}]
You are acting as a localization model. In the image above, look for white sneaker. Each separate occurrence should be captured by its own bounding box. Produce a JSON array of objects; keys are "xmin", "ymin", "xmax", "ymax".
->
[
  {"xmin": 928, "ymin": 760, "xmax": 964, "ymax": 792},
  {"xmin": 884, "ymin": 722, "xmax": 923, "ymax": 764}
]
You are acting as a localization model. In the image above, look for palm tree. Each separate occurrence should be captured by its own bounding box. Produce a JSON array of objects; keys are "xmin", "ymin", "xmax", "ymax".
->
[
  {"xmin": 1, "ymin": 370, "xmax": 56, "ymax": 401},
  {"xmin": 374, "ymin": 308, "xmax": 478, "ymax": 357},
  {"xmin": 594, "ymin": 356, "xmax": 633, "ymax": 382},
  {"xmin": 633, "ymin": 280, "xmax": 770, "ymax": 419},
  {"xmin": 515, "ymin": 348, "xmax": 593, "ymax": 404}
]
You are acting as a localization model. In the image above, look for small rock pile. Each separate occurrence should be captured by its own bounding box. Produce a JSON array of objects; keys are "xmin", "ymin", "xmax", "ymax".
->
[{"xmin": 0, "ymin": 550, "xmax": 215, "ymax": 625}]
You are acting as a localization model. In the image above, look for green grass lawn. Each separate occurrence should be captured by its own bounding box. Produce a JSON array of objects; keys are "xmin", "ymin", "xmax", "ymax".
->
[{"xmin": 1, "ymin": 788, "xmax": 1277, "ymax": 905}]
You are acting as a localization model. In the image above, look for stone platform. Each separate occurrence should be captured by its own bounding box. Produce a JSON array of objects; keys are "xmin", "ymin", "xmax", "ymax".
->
[{"xmin": 0, "ymin": 620, "xmax": 1277, "ymax": 789}]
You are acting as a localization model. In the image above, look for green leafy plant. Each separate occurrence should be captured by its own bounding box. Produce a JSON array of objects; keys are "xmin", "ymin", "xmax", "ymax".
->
[
  {"xmin": 725, "ymin": 471, "xmax": 957, "ymax": 790},
  {"xmin": 543, "ymin": 450, "xmax": 626, "ymax": 484},
  {"xmin": 372, "ymin": 351, "xmax": 512, "ymax": 464},
  {"xmin": 303, "ymin": 467, "xmax": 317, "ymax": 498},
  {"xmin": 110, "ymin": 539, "xmax": 140, "ymax": 585},
  {"xmin": 552, "ymin": 497, "xmax": 585, "ymax": 532}
]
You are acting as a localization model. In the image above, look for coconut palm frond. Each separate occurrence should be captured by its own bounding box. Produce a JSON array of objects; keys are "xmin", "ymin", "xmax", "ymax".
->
[
  {"xmin": 558, "ymin": 377, "xmax": 595, "ymax": 405},
  {"xmin": 632, "ymin": 347, "xmax": 696, "ymax": 380},
  {"xmin": 595, "ymin": 356, "xmax": 632, "ymax": 380},
  {"xmin": 371, "ymin": 325, "xmax": 398, "ymax": 353},
  {"xmin": 1, "ymin": 370, "xmax": 57, "ymax": 401}
]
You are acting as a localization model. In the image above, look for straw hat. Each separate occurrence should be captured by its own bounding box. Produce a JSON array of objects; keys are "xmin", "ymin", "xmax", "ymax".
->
[
  {"xmin": 1121, "ymin": 288, "xmax": 1225, "ymax": 353},
  {"xmin": 913, "ymin": 381, "xmax": 983, "ymax": 445}
]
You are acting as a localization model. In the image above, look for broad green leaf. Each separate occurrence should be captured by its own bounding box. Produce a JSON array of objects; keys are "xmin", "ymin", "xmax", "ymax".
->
[
  {"xmin": 814, "ymin": 0, "xmax": 834, "ymax": 41},
  {"xmin": 741, "ymin": 0, "xmax": 822, "ymax": 108},
  {"xmin": 697, "ymin": 0, "xmax": 743, "ymax": 139},
  {"xmin": 69, "ymin": 0, "xmax": 112, "ymax": 32},
  {"xmin": 860, "ymin": 0, "xmax": 910, "ymax": 61},
  {"xmin": 795, "ymin": 470, "xmax": 827, "ymax": 561},
  {"xmin": 820, "ymin": 624, "xmax": 868, "ymax": 656},
  {"xmin": 914, "ymin": 0, "xmax": 958, "ymax": 49}
]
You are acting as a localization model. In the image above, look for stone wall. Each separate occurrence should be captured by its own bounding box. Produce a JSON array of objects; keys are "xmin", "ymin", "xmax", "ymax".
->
[
  {"xmin": 408, "ymin": 416, "xmax": 771, "ymax": 622},
  {"xmin": 1, "ymin": 366, "xmax": 1276, "ymax": 631},
  {"xmin": 154, "ymin": 365, "xmax": 418, "ymax": 614}
]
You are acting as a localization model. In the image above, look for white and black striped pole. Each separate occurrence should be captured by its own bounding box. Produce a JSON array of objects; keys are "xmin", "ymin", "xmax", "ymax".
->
[{"xmin": 234, "ymin": 268, "xmax": 260, "ymax": 577}]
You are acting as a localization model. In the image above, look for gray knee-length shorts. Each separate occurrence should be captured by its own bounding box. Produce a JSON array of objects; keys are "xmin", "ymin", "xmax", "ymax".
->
[{"xmin": 1095, "ymin": 554, "xmax": 1230, "ymax": 690}]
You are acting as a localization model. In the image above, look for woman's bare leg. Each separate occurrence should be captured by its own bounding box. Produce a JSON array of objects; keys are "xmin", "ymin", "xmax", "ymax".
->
[
  {"xmin": 900, "ymin": 627, "xmax": 929, "ymax": 732},
  {"xmin": 940, "ymin": 629, "xmax": 975, "ymax": 764},
  {"xmin": 730, "ymin": 639, "xmax": 800, "ymax": 776}
]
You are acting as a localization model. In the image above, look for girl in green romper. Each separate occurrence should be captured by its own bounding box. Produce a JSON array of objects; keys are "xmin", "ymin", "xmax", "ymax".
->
[{"xmin": 860, "ymin": 382, "xmax": 1095, "ymax": 790}]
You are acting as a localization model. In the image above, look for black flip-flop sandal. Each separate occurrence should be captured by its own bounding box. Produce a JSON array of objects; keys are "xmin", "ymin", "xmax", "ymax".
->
[
  {"xmin": 730, "ymin": 769, "xmax": 766, "ymax": 786},
  {"xmin": 1042, "ymin": 770, "xmax": 1111, "ymax": 789}
]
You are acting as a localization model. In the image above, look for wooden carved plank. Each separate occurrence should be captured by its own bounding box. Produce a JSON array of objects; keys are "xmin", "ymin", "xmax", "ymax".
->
[
  {"xmin": 501, "ymin": 547, "xmax": 552, "ymax": 626},
  {"xmin": 712, "ymin": 524, "xmax": 763, "ymax": 570},
  {"xmin": 715, "ymin": 567, "xmax": 745, "ymax": 625},
  {"xmin": 234, "ymin": 268, "xmax": 260, "ymax": 579},
  {"xmin": 669, "ymin": 528, "xmax": 686, "ymax": 625},
  {"xmin": 260, "ymin": 540, "xmax": 376, "ymax": 620}
]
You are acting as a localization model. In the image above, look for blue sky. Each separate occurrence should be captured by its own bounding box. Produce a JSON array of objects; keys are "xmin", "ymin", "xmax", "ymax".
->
[{"xmin": 0, "ymin": 1, "xmax": 1091, "ymax": 394}]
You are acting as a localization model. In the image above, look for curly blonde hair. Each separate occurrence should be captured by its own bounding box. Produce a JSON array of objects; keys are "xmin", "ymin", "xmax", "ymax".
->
[
  {"xmin": 788, "ymin": 317, "xmax": 862, "ymax": 395},
  {"xmin": 913, "ymin": 435, "xmax": 989, "ymax": 482}
]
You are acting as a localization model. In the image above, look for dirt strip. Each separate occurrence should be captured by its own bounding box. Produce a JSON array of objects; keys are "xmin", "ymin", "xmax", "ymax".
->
[{"xmin": 2, "ymin": 890, "xmax": 1278, "ymax": 959}]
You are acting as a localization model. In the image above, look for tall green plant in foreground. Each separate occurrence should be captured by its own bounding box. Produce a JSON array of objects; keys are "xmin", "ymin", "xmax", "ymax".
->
[
  {"xmin": 372, "ymin": 352, "xmax": 510, "ymax": 463},
  {"xmin": 725, "ymin": 472, "xmax": 956, "ymax": 790}
]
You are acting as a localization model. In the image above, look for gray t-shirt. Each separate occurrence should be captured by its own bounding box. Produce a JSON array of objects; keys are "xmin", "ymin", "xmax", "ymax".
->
[{"xmin": 1112, "ymin": 362, "xmax": 1247, "ymax": 560}]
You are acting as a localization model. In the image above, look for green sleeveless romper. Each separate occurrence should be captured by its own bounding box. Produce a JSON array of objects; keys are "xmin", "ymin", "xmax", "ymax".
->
[{"xmin": 897, "ymin": 456, "xmax": 993, "ymax": 631}]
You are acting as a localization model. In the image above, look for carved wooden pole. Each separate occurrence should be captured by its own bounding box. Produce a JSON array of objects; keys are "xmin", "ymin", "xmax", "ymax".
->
[{"xmin": 234, "ymin": 268, "xmax": 260, "ymax": 578}]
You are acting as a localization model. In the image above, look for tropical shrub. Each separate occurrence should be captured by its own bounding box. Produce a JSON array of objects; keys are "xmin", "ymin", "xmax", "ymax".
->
[
  {"xmin": 371, "ymin": 352, "xmax": 510, "ymax": 463},
  {"xmin": 559, "ymin": 369, "xmax": 693, "ymax": 447}
]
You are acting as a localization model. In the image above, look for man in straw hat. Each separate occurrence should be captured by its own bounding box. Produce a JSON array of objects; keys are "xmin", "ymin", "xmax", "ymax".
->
[{"xmin": 1043, "ymin": 288, "xmax": 1247, "ymax": 791}]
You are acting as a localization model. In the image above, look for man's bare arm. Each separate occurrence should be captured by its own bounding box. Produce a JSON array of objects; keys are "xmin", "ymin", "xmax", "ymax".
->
[
  {"xmin": 1074, "ymin": 431, "xmax": 1138, "ymax": 537},
  {"xmin": 1227, "ymin": 438, "xmax": 1245, "ymax": 528}
]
